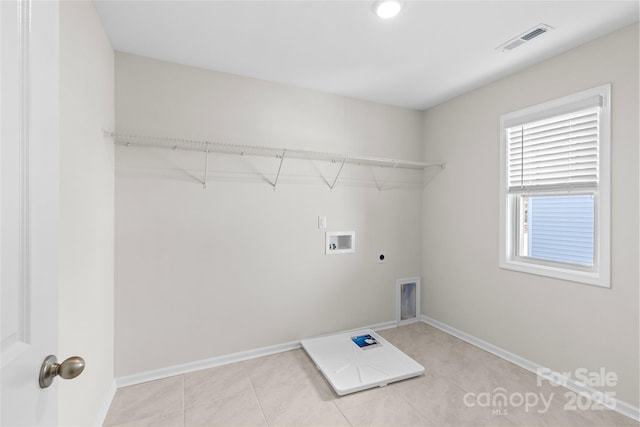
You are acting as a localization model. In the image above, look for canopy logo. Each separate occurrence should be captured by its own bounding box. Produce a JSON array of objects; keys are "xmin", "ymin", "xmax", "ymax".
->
[
  {"xmin": 463, "ymin": 367, "xmax": 618, "ymax": 416},
  {"xmin": 463, "ymin": 388, "xmax": 554, "ymax": 415}
]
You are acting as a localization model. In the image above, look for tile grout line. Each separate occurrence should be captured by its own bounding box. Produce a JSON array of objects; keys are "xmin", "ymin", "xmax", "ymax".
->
[
  {"xmin": 332, "ymin": 399, "xmax": 354, "ymax": 427},
  {"xmin": 379, "ymin": 327, "xmax": 471, "ymax": 425},
  {"xmin": 242, "ymin": 361, "xmax": 271, "ymax": 427},
  {"xmin": 395, "ymin": 374, "xmax": 455, "ymax": 425},
  {"xmin": 302, "ymin": 350, "xmax": 353, "ymax": 426},
  {"xmin": 182, "ymin": 374, "xmax": 186, "ymax": 427}
]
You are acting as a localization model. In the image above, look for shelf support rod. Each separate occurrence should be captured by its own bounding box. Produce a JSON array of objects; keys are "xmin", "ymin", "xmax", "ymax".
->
[
  {"xmin": 203, "ymin": 143, "xmax": 210, "ymax": 190},
  {"xmin": 273, "ymin": 149, "xmax": 286, "ymax": 190},
  {"xmin": 376, "ymin": 161, "xmax": 398, "ymax": 192},
  {"xmin": 329, "ymin": 157, "xmax": 347, "ymax": 190}
]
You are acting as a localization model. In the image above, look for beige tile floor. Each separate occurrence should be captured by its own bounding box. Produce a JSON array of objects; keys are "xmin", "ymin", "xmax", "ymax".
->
[{"xmin": 104, "ymin": 323, "xmax": 638, "ymax": 427}]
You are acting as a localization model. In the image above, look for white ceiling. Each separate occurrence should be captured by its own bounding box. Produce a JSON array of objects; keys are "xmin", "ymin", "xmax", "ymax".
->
[{"xmin": 93, "ymin": 0, "xmax": 639, "ymax": 110}]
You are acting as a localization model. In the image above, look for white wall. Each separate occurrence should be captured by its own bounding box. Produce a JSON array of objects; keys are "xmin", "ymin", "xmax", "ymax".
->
[
  {"xmin": 114, "ymin": 53, "xmax": 425, "ymax": 377},
  {"xmin": 422, "ymin": 23, "xmax": 639, "ymax": 406},
  {"xmin": 59, "ymin": 1, "xmax": 115, "ymax": 424}
]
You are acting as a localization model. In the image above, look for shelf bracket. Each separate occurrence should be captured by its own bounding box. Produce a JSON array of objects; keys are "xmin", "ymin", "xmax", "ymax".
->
[
  {"xmin": 203, "ymin": 143, "xmax": 210, "ymax": 190},
  {"xmin": 376, "ymin": 161, "xmax": 398, "ymax": 191},
  {"xmin": 329, "ymin": 157, "xmax": 347, "ymax": 190},
  {"xmin": 272, "ymin": 149, "xmax": 286, "ymax": 190}
]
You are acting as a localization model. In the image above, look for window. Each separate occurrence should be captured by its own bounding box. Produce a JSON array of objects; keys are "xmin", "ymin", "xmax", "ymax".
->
[{"xmin": 499, "ymin": 85, "xmax": 610, "ymax": 287}]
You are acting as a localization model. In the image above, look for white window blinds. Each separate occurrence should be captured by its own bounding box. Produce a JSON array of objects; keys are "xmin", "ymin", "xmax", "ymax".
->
[{"xmin": 507, "ymin": 103, "xmax": 601, "ymax": 193}]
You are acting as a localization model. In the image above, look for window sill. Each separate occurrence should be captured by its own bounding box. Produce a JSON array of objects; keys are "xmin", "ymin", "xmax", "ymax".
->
[{"xmin": 499, "ymin": 258, "xmax": 610, "ymax": 288}]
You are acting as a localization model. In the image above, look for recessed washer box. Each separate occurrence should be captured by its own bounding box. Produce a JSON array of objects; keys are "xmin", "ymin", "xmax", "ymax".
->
[{"xmin": 325, "ymin": 231, "xmax": 355, "ymax": 254}]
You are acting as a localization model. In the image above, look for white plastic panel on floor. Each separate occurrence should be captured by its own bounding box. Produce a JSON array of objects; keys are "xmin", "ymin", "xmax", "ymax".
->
[{"xmin": 301, "ymin": 328, "xmax": 424, "ymax": 396}]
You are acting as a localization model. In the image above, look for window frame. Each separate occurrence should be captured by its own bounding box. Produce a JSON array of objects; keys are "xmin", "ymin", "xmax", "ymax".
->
[{"xmin": 499, "ymin": 84, "xmax": 611, "ymax": 288}]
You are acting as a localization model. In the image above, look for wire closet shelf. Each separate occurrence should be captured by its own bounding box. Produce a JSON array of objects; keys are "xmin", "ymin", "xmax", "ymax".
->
[{"xmin": 109, "ymin": 131, "xmax": 445, "ymax": 189}]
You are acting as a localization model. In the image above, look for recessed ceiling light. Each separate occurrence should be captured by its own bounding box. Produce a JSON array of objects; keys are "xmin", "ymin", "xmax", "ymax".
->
[{"xmin": 373, "ymin": 0, "xmax": 403, "ymax": 19}]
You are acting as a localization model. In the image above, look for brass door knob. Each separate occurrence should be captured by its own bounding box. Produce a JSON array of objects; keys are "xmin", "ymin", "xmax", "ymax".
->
[{"xmin": 39, "ymin": 355, "xmax": 85, "ymax": 388}]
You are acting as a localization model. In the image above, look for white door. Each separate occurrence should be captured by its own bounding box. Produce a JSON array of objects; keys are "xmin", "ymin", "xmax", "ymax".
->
[{"xmin": 1, "ymin": 0, "xmax": 60, "ymax": 425}]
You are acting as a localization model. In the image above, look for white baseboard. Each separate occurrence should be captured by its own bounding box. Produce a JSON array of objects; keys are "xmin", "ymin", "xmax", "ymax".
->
[
  {"xmin": 421, "ymin": 315, "xmax": 640, "ymax": 422},
  {"xmin": 115, "ymin": 320, "xmax": 397, "ymax": 388},
  {"xmin": 94, "ymin": 379, "xmax": 117, "ymax": 426},
  {"xmin": 116, "ymin": 339, "xmax": 302, "ymax": 388}
]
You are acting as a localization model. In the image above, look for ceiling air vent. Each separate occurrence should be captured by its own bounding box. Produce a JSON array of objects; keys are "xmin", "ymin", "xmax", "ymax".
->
[
  {"xmin": 521, "ymin": 27, "xmax": 548, "ymax": 41},
  {"xmin": 497, "ymin": 24, "xmax": 553, "ymax": 52}
]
